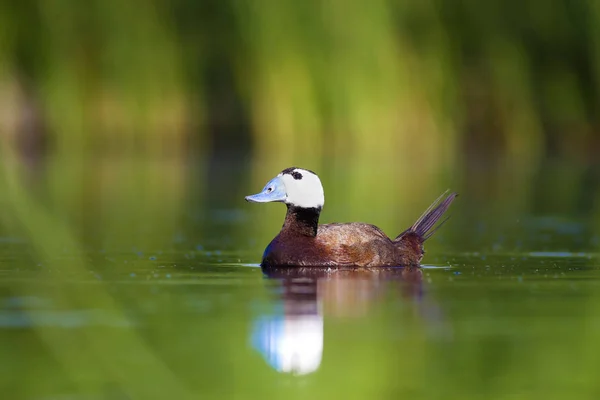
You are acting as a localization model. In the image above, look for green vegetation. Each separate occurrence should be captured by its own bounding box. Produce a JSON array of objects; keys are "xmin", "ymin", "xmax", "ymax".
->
[
  {"xmin": 2, "ymin": 0, "xmax": 597, "ymax": 239},
  {"xmin": 1, "ymin": 0, "xmax": 598, "ymax": 159}
]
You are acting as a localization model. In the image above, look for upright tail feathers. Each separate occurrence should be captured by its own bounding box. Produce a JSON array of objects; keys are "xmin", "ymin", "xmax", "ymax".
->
[
  {"xmin": 403, "ymin": 191, "xmax": 458, "ymax": 240},
  {"xmin": 394, "ymin": 191, "xmax": 458, "ymax": 264}
]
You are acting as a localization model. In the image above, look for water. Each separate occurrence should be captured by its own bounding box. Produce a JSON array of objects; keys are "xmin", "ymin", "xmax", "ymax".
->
[
  {"xmin": 3, "ymin": 250, "xmax": 600, "ymax": 399},
  {"xmin": 1, "ymin": 160, "xmax": 600, "ymax": 399}
]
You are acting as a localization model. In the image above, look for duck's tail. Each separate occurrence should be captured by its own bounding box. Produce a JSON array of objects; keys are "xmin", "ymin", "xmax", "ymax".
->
[{"xmin": 393, "ymin": 191, "xmax": 458, "ymax": 265}]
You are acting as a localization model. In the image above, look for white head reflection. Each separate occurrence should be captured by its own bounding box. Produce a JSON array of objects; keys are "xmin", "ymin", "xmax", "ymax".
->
[{"xmin": 252, "ymin": 313, "xmax": 324, "ymax": 375}]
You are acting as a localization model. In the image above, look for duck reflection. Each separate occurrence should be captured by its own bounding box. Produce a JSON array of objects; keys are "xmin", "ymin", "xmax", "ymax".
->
[{"xmin": 251, "ymin": 266, "xmax": 424, "ymax": 375}]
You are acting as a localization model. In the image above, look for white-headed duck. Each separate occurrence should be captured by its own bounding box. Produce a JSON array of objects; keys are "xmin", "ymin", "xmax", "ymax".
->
[{"xmin": 246, "ymin": 167, "xmax": 457, "ymax": 268}]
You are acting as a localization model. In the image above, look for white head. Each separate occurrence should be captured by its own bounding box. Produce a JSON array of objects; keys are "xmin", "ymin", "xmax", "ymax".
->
[{"xmin": 245, "ymin": 167, "xmax": 325, "ymax": 209}]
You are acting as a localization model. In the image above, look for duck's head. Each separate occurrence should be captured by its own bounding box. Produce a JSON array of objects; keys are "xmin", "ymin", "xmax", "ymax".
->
[{"xmin": 245, "ymin": 167, "xmax": 324, "ymax": 209}]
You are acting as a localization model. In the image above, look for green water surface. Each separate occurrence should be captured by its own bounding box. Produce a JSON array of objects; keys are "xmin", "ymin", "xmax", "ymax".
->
[{"xmin": 1, "ymin": 160, "xmax": 599, "ymax": 400}]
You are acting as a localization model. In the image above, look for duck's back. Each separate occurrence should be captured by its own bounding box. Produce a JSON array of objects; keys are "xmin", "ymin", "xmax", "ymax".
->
[
  {"xmin": 315, "ymin": 223, "xmax": 401, "ymax": 267},
  {"xmin": 317, "ymin": 222, "xmax": 391, "ymax": 250}
]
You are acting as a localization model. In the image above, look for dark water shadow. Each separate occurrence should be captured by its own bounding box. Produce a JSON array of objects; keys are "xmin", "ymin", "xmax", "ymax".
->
[{"xmin": 251, "ymin": 266, "xmax": 436, "ymax": 375}]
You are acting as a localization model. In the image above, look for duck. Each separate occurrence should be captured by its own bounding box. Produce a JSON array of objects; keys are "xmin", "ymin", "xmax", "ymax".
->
[{"xmin": 245, "ymin": 167, "xmax": 457, "ymax": 268}]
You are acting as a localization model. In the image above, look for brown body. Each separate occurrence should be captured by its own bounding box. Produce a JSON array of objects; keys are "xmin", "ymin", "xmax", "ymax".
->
[{"xmin": 261, "ymin": 192, "xmax": 457, "ymax": 268}]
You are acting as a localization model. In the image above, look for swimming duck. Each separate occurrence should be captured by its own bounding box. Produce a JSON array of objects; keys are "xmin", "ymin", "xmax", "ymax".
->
[{"xmin": 246, "ymin": 167, "xmax": 457, "ymax": 268}]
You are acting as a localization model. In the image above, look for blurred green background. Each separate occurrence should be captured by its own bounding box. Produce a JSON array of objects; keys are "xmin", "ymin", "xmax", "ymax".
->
[
  {"xmin": 2, "ymin": 0, "xmax": 600, "ymax": 234},
  {"xmin": 1, "ymin": 1, "xmax": 600, "ymax": 399}
]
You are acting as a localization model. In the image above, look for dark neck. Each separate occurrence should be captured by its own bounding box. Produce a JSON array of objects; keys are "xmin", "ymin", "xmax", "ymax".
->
[{"xmin": 281, "ymin": 205, "xmax": 321, "ymax": 237}]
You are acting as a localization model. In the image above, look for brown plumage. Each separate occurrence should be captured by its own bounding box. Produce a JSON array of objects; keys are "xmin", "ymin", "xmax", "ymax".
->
[{"xmin": 246, "ymin": 167, "xmax": 457, "ymax": 269}]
